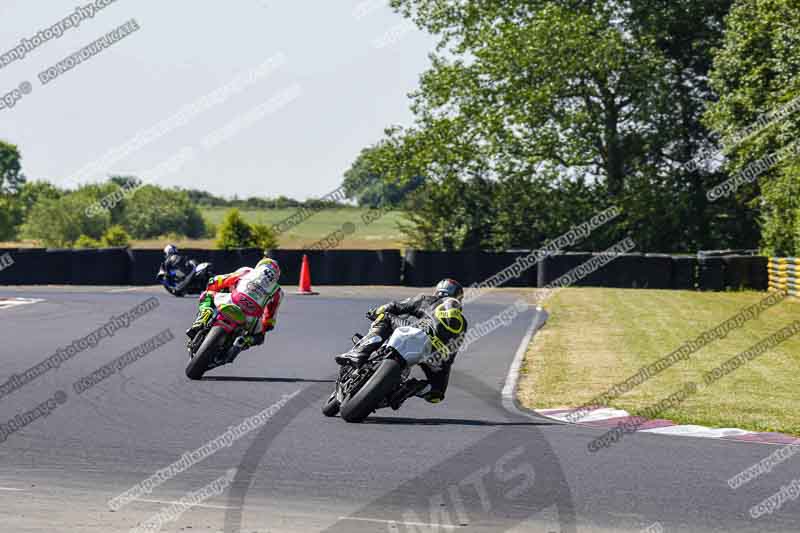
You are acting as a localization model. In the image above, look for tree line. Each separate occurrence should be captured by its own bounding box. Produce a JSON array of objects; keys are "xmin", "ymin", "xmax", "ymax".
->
[
  {"xmin": 344, "ymin": 0, "xmax": 800, "ymax": 255},
  {"xmin": 0, "ymin": 149, "xmax": 285, "ymax": 249},
  {"xmin": 0, "ymin": 142, "xmax": 348, "ymax": 249},
  {"xmin": 2, "ymin": 0, "xmax": 797, "ymax": 254}
]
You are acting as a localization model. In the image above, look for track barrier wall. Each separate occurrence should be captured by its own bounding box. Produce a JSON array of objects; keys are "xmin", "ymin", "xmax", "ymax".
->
[
  {"xmin": 0, "ymin": 248, "xmax": 770, "ymax": 292},
  {"xmin": 671, "ymin": 256, "xmax": 698, "ymax": 290},
  {"xmin": 266, "ymin": 249, "xmax": 402, "ymax": 286},
  {"xmin": 768, "ymin": 257, "xmax": 800, "ymax": 297},
  {"xmin": 404, "ymin": 250, "xmax": 537, "ymax": 288}
]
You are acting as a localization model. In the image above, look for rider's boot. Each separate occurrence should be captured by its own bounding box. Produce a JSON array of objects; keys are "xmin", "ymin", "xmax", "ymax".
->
[
  {"xmin": 335, "ymin": 333, "xmax": 384, "ymax": 365},
  {"xmin": 186, "ymin": 295, "xmax": 214, "ymax": 339},
  {"xmin": 335, "ymin": 315, "xmax": 393, "ymax": 365}
]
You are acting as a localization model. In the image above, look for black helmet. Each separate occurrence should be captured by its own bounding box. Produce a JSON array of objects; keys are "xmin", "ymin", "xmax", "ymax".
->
[
  {"xmin": 435, "ymin": 278, "xmax": 464, "ymax": 302},
  {"xmin": 433, "ymin": 297, "xmax": 465, "ymax": 334}
]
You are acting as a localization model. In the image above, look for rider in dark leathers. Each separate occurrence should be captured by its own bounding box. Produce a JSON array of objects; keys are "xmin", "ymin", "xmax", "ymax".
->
[
  {"xmin": 159, "ymin": 245, "xmax": 199, "ymax": 296},
  {"xmin": 336, "ymin": 279, "xmax": 467, "ymax": 407}
]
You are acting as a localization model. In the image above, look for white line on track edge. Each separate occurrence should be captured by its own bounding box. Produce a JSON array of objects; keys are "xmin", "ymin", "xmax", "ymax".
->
[
  {"xmin": 338, "ymin": 516, "xmax": 460, "ymax": 529},
  {"xmin": 501, "ymin": 307, "xmax": 553, "ymax": 421},
  {"xmin": 0, "ymin": 298, "xmax": 44, "ymax": 310},
  {"xmin": 107, "ymin": 287, "xmax": 145, "ymax": 293}
]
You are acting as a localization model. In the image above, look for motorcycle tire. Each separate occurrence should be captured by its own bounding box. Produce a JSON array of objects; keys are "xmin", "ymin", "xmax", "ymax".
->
[
  {"xmin": 321, "ymin": 393, "xmax": 341, "ymax": 417},
  {"xmin": 186, "ymin": 326, "xmax": 226, "ymax": 380},
  {"xmin": 340, "ymin": 358, "xmax": 404, "ymax": 423}
]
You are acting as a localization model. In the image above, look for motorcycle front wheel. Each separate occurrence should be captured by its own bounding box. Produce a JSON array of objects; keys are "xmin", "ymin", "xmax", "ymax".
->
[
  {"xmin": 340, "ymin": 358, "xmax": 404, "ymax": 423},
  {"xmin": 186, "ymin": 326, "xmax": 227, "ymax": 380}
]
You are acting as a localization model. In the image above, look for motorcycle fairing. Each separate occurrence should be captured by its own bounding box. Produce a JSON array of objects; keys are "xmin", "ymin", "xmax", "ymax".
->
[
  {"xmin": 212, "ymin": 292, "xmax": 258, "ymax": 333},
  {"xmin": 387, "ymin": 326, "xmax": 432, "ymax": 366}
]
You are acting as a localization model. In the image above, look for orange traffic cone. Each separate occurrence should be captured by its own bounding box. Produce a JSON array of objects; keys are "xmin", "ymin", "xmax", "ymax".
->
[{"xmin": 295, "ymin": 254, "xmax": 319, "ymax": 295}]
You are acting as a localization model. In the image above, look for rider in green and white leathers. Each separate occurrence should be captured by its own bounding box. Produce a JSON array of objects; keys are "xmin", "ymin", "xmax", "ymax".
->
[{"xmin": 186, "ymin": 258, "xmax": 283, "ymax": 351}]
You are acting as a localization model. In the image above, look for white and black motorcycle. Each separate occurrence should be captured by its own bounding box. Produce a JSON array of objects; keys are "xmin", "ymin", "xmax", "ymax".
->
[{"xmin": 323, "ymin": 326, "xmax": 444, "ymax": 423}]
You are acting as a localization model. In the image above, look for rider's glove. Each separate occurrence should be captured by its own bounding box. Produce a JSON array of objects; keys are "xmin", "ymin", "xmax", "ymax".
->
[{"xmin": 366, "ymin": 304, "xmax": 388, "ymax": 321}]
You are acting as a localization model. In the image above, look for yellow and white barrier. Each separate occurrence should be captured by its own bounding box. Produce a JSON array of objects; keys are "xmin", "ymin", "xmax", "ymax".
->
[{"xmin": 768, "ymin": 257, "xmax": 800, "ymax": 297}]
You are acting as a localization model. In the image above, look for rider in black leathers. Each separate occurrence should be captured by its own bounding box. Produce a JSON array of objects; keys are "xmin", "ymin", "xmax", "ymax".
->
[
  {"xmin": 158, "ymin": 244, "xmax": 198, "ymax": 296},
  {"xmin": 335, "ymin": 279, "xmax": 467, "ymax": 407}
]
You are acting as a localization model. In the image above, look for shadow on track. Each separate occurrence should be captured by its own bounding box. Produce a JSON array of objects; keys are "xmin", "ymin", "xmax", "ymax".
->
[
  {"xmin": 363, "ymin": 416, "xmax": 553, "ymax": 427},
  {"xmin": 202, "ymin": 376, "xmax": 335, "ymax": 383},
  {"xmin": 223, "ymin": 307, "xmax": 575, "ymax": 532}
]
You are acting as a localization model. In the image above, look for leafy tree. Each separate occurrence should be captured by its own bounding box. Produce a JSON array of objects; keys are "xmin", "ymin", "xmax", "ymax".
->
[
  {"xmin": 17, "ymin": 181, "xmax": 62, "ymax": 215},
  {"xmin": 624, "ymin": 0, "xmax": 761, "ymax": 251},
  {"xmin": 399, "ymin": 176, "xmax": 493, "ymax": 250},
  {"xmin": 216, "ymin": 209, "xmax": 253, "ymax": 249},
  {"xmin": 216, "ymin": 210, "xmax": 279, "ymax": 250},
  {"xmin": 490, "ymin": 173, "xmax": 604, "ymax": 251},
  {"xmin": 22, "ymin": 191, "xmax": 111, "ymax": 247},
  {"xmin": 183, "ymin": 188, "xmax": 228, "ymax": 206},
  {"xmin": 0, "ymin": 141, "xmax": 28, "ymax": 239},
  {"xmin": 350, "ymin": 126, "xmax": 493, "ymax": 248},
  {"xmin": 122, "ymin": 185, "xmax": 206, "ymax": 239},
  {"xmin": 251, "ymin": 223, "xmax": 278, "ymax": 250},
  {"xmin": 390, "ymin": 1, "xmax": 674, "ymax": 187},
  {"xmin": 2, "ymin": 180, "xmax": 63, "ymax": 240},
  {"xmin": 705, "ymin": 0, "xmax": 800, "ymax": 255},
  {"xmin": 0, "ymin": 196, "xmax": 21, "ymax": 241},
  {"xmin": 343, "ymin": 147, "xmax": 382, "ymax": 206},
  {"xmin": 102, "ymin": 225, "xmax": 131, "ymax": 247},
  {"xmin": 344, "ymin": 145, "xmax": 427, "ymax": 207},
  {"xmin": 373, "ymin": 0, "xmax": 750, "ymax": 251},
  {"xmin": 272, "ymin": 196, "xmax": 301, "ymax": 208},
  {"xmin": 0, "ymin": 141, "xmax": 25, "ymax": 194},
  {"xmin": 74, "ymin": 235, "xmax": 102, "ymax": 248},
  {"xmin": 109, "ymin": 175, "xmax": 141, "ymax": 190}
]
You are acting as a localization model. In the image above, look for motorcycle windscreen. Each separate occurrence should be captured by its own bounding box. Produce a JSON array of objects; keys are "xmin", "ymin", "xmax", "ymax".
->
[{"xmin": 387, "ymin": 326, "xmax": 432, "ymax": 366}]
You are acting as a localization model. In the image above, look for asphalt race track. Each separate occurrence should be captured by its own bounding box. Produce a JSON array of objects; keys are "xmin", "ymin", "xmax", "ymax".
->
[{"xmin": 1, "ymin": 287, "xmax": 799, "ymax": 532}]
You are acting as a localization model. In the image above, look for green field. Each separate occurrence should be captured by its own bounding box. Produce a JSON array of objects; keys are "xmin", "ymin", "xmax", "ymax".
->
[
  {"xmin": 0, "ymin": 207, "xmax": 409, "ymax": 250},
  {"xmin": 517, "ymin": 288, "xmax": 800, "ymax": 436},
  {"xmin": 201, "ymin": 207, "xmax": 407, "ymax": 250}
]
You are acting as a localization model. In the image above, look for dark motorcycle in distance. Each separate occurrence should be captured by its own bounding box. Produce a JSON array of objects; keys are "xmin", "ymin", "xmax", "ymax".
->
[
  {"xmin": 157, "ymin": 261, "xmax": 213, "ymax": 297},
  {"xmin": 323, "ymin": 326, "xmax": 438, "ymax": 422}
]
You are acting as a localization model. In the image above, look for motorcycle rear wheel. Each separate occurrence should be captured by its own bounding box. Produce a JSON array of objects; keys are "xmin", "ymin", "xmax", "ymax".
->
[
  {"xmin": 340, "ymin": 358, "xmax": 404, "ymax": 423},
  {"xmin": 186, "ymin": 326, "xmax": 226, "ymax": 380}
]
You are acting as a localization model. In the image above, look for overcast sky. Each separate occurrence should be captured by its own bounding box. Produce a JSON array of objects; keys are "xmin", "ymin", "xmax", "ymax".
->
[{"xmin": 0, "ymin": 0, "xmax": 435, "ymax": 199}]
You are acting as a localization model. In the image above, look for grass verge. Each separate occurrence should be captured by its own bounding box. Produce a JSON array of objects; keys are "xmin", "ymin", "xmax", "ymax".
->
[
  {"xmin": 517, "ymin": 287, "xmax": 800, "ymax": 436},
  {"xmin": 202, "ymin": 207, "xmax": 407, "ymax": 249}
]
